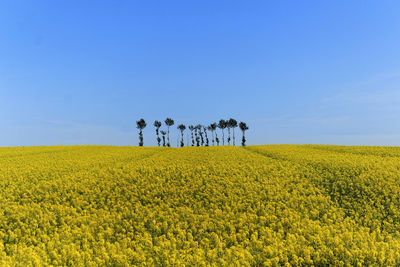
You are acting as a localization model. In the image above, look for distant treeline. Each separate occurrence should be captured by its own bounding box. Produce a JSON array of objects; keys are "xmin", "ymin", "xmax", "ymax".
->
[{"xmin": 136, "ymin": 118, "xmax": 249, "ymax": 147}]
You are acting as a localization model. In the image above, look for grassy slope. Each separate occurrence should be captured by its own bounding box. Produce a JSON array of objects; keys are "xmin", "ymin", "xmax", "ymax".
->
[{"xmin": 0, "ymin": 145, "xmax": 399, "ymax": 265}]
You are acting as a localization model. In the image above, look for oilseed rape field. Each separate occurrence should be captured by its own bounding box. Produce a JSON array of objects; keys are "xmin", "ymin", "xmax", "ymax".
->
[{"xmin": 1, "ymin": 145, "xmax": 400, "ymax": 265}]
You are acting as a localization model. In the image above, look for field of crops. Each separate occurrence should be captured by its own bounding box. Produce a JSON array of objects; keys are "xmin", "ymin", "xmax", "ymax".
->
[{"xmin": 1, "ymin": 145, "xmax": 400, "ymax": 265}]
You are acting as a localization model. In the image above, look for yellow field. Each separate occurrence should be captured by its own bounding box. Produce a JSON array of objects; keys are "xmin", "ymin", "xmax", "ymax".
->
[{"xmin": 1, "ymin": 145, "xmax": 400, "ymax": 266}]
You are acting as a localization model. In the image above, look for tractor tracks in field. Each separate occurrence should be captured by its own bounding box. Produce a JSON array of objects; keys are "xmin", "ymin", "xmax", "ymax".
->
[{"xmin": 242, "ymin": 146, "xmax": 375, "ymax": 224}]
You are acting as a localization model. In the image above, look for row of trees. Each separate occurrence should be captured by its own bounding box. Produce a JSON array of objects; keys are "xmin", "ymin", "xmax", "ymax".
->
[{"xmin": 135, "ymin": 118, "xmax": 249, "ymax": 147}]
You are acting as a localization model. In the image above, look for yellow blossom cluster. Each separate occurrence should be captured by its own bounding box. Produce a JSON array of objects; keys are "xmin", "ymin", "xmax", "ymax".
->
[{"xmin": 0, "ymin": 145, "xmax": 399, "ymax": 265}]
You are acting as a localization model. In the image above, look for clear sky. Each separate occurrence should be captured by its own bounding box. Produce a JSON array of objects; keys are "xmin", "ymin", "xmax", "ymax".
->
[{"xmin": 1, "ymin": 1, "xmax": 400, "ymax": 146}]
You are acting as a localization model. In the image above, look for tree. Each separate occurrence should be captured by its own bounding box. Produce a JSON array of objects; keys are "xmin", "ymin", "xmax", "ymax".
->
[
  {"xmin": 136, "ymin": 119, "xmax": 147, "ymax": 146},
  {"xmin": 218, "ymin": 119, "xmax": 227, "ymax": 145},
  {"xmin": 228, "ymin": 118, "xmax": 238, "ymax": 146},
  {"xmin": 189, "ymin": 125, "xmax": 195, "ymax": 146},
  {"xmin": 197, "ymin": 125, "xmax": 204, "ymax": 146},
  {"xmin": 195, "ymin": 125, "xmax": 201, "ymax": 146},
  {"xmin": 239, "ymin": 122, "xmax": 249, "ymax": 146},
  {"xmin": 153, "ymin": 120, "xmax": 162, "ymax": 147},
  {"xmin": 203, "ymin": 126, "xmax": 209, "ymax": 146},
  {"xmin": 227, "ymin": 121, "xmax": 232, "ymax": 145},
  {"xmin": 160, "ymin": 131, "xmax": 167, "ymax": 147},
  {"xmin": 177, "ymin": 124, "xmax": 186, "ymax": 147},
  {"xmin": 165, "ymin": 118, "xmax": 174, "ymax": 147},
  {"xmin": 207, "ymin": 125, "xmax": 213, "ymax": 146},
  {"xmin": 210, "ymin": 123, "xmax": 217, "ymax": 146}
]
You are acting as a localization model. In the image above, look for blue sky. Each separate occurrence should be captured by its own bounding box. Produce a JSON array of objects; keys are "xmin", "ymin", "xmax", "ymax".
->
[{"xmin": 1, "ymin": 0, "xmax": 400, "ymax": 146}]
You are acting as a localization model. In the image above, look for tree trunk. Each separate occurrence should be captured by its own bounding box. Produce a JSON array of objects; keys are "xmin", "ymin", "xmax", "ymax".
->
[
  {"xmin": 156, "ymin": 129, "xmax": 160, "ymax": 146},
  {"xmin": 228, "ymin": 128, "xmax": 231, "ymax": 145},
  {"xmin": 233, "ymin": 128, "xmax": 235, "ymax": 146},
  {"xmin": 167, "ymin": 127, "xmax": 170, "ymax": 147},
  {"xmin": 139, "ymin": 130, "xmax": 143, "ymax": 146}
]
